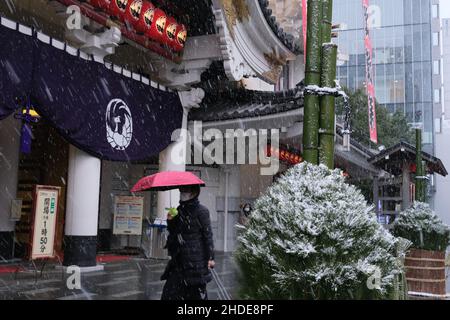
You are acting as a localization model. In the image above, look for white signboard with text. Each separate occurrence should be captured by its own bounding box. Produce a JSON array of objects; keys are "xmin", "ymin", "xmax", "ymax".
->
[
  {"xmin": 113, "ymin": 196, "xmax": 144, "ymax": 235},
  {"xmin": 31, "ymin": 186, "xmax": 60, "ymax": 260}
]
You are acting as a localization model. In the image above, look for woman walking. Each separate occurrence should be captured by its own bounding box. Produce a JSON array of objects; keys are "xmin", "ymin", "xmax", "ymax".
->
[{"xmin": 161, "ymin": 185, "xmax": 215, "ymax": 300}]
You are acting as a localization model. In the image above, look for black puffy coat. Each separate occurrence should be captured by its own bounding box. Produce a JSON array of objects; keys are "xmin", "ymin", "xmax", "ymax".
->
[{"xmin": 162, "ymin": 197, "xmax": 215, "ymax": 286}]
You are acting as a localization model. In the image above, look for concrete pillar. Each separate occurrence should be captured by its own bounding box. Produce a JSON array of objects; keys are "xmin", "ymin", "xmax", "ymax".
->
[
  {"xmin": 156, "ymin": 141, "xmax": 186, "ymax": 219},
  {"xmin": 156, "ymin": 89, "xmax": 204, "ymax": 220},
  {"xmin": 63, "ymin": 145, "xmax": 102, "ymax": 268},
  {"xmin": 0, "ymin": 115, "xmax": 20, "ymax": 260}
]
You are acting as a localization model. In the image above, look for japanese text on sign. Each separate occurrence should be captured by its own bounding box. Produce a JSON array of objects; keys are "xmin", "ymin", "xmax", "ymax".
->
[
  {"xmin": 31, "ymin": 186, "xmax": 59, "ymax": 260},
  {"xmin": 113, "ymin": 196, "xmax": 144, "ymax": 235}
]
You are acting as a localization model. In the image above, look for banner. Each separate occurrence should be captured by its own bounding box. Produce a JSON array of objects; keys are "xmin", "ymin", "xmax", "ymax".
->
[
  {"xmin": 302, "ymin": 0, "xmax": 307, "ymax": 63},
  {"xmin": 363, "ymin": 0, "xmax": 378, "ymax": 144},
  {"xmin": 0, "ymin": 20, "xmax": 183, "ymax": 161}
]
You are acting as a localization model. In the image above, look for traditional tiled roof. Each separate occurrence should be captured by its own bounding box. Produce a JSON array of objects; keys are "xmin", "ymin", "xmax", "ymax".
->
[
  {"xmin": 189, "ymin": 85, "xmax": 304, "ymax": 122},
  {"xmin": 368, "ymin": 141, "xmax": 448, "ymax": 177},
  {"xmin": 335, "ymin": 125, "xmax": 376, "ymax": 158},
  {"xmin": 258, "ymin": 0, "xmax": 301, "ymax": 53}
]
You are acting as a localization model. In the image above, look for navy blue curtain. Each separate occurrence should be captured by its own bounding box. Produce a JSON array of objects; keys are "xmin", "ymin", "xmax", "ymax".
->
[
  {"xmin": 0, "ymin": 23, "xmax": 183, "ymax": 161},
  {"xmin": 0, "ymin": 25, "xmax": 34, "ymax": 120}
]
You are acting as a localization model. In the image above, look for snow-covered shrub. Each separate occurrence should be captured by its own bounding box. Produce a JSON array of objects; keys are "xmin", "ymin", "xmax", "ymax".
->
[
  {"xmin": 393, "ymin": 202, "xmax": 450, "ymax": 252},
  {"xmin": 235, "ymin": 162, "xmax": 408, "ymax": 299}
]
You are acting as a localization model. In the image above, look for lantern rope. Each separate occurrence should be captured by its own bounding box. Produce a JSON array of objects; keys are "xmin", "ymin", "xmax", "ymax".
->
[{"xmin": 303, "ymin": 81, "xmax": 351, "ymax": 135}]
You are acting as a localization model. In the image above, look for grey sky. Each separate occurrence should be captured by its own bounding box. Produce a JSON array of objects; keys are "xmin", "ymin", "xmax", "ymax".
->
[{"xmin": 442, "ymin": 0, "xmax": 450, "ymax": 19}]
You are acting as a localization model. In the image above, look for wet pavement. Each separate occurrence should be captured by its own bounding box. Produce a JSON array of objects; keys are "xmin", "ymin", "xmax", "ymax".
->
[
  {"xmin": 1, "ymin": 253, "xmax": 447, "ymax": 300},
  {"xmin": 0, "ymin": 253, "xmax": 239, "ymax": 300}
]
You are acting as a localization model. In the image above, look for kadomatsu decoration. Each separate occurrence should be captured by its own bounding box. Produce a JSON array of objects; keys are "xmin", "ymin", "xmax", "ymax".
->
[
  {"xmin": 235, "ymin": 162, "xmax": 408, "ymax": 299},
  {"xmin": 393, "ymin": 202, "xmax": 450, "ymax": 252}
]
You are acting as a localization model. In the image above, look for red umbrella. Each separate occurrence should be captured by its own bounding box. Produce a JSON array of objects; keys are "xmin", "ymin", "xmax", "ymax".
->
[{"xmin": 131, "ymin": 171, "xmax": 205, "ymax": 192}]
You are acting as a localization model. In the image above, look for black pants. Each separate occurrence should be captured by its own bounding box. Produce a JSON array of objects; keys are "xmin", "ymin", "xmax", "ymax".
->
[{"xmin": 161, "ymin": 273, "xmax": 208, "ymax": 300}]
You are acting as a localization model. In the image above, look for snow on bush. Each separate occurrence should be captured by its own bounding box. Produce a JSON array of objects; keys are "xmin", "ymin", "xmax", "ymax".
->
[
  {"xmin": 235, "ymin": 162, "xmax": 407, "ymax": 299},
  {"xmin": 393, "ymin": 202, "xmax": 450, "ymax": 252}
]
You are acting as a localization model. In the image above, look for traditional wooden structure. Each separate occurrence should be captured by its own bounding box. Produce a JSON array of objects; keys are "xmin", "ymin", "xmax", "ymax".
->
[{"xmin": 368, "ymin": 141, "xmax": 448, "ymax": 226}]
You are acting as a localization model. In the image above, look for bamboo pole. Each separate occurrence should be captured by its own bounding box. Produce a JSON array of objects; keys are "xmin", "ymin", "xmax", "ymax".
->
[
  {"xmin": 319, "ymin": 44, "xmax": 337, "ymax": 169},
  {"xmin": 302, "ymin": 0, "xmax": 323, "ymax": 165},
  {"xmin": 319, "ymin": 0, "xmax": 336, "ymax": 169},
  {"xmin": 415, "ymin": 129, "xmax": 425, "ymax": 202},
  {"xmin": 321, "ymin": 0, "xmax": 333, "ymax": 44}
]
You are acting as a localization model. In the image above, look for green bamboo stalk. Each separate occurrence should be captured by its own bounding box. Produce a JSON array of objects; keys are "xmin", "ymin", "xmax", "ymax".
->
[
  {"xmin": 302, "ymin": 0, "xmax": 323, "ymax": 165},
  {"xmin": 318, "ymin": 0, "xmax": 336, "ymax": 169},
  {"xmin": 321, "ymin": 0, "xmax": 333, "ymax": 43},
  {"xmin": 319, "ymin": 44, "xmax": 337, "ymax": 169},
  {"xmin": 415, "ymin": 129, "xmax": 425, "ymax": 202}
]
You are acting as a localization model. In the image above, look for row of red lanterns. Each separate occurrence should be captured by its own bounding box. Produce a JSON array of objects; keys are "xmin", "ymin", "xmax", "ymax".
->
[
  {"xmin": 267, "ymin": 146, "xmax": 303, "ymax": 165},
  {"xmin": 89, "ymin": 0, "xmax": 187, "ymax": 52}
]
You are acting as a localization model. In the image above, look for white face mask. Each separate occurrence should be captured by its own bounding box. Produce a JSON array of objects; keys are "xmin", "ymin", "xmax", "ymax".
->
[{"xmin": 180, "ymin": 192, "xmax": 194, "ymax": 202}]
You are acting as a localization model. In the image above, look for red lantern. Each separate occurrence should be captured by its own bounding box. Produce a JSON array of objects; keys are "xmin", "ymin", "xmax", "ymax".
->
[
  {"xmin": 172, "ymin": 23, "xmax": 187, "ymax": 52},
  {"xmin": 163, "ymin": 16, "xmax": 178, "ymax": 48},
  {"xmin": 290, "ymin": 154, "xmax": 295, "ymax": 163},
  {"xmin": 132, "ymin": 1, "xmax": 155, "ymax": 34},
  {"xmin": 124, "ymin": 0, "xmax": 143, "ymax": 27},
  {"xmin": 146, "ymin": 8, "xmax": 167, "ymax": 43},
  {"xmin": 108, "ymin": 0, "xmax": 129, "ymax": 21},
  {"xmin": 89, "ymin": 0, "xmax": 111, "ymax": 10}
]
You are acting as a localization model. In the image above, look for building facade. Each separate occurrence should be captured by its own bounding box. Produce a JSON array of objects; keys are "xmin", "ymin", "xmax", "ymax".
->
[
  {"xmin": 0, "ymin": 0, "xmax": 300, "ymax": 265},
  {"xmin": 434, "ymin": 17, "xmax": 450, "ymax": 225},
  {"xmin": 333, "ymin": 0, "xmax": 441, "ymax": 153},
  {"xmin": 2, "ymin": 0, "xmax": 440, "ymax": 270}
]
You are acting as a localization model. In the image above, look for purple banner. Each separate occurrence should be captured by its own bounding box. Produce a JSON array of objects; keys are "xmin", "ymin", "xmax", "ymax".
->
[{"xmin": 0, "ymin": 22, "xmax": 183, "ymax": 161}]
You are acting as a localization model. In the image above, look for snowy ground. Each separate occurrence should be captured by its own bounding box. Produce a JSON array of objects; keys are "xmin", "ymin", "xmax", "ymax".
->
[
  {"xmin": 0, "ymin": 253, "xmax": 447, "ymax": 300},
  {"xmin": 0, "ymin": 253, "xmax": 239, "ymax": 300}
]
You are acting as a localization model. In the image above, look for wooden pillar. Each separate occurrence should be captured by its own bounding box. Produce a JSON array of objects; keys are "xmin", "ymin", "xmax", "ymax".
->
[
  {"xmin": 402, "ymin": 161, "xmax": 411, "ymax": 210},
  {"xmin": 373, "ymin": 176, "xmax": 379, "ymax": 214}
]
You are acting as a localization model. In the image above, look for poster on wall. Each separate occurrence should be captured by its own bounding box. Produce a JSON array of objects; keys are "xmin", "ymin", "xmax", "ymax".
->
[
  {"xmin": 30, "ymin": 186, "xmax": 60, "ymax": 260},
  {"xmin": 113, "ymin": 196, "xmax": 144, "ymax": 235}
]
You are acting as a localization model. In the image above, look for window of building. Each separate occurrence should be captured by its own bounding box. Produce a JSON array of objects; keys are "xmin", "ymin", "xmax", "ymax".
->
[
  {"xmin": 433, "ymin": 32, "xmax": 440, "ymax": 46},
  {"xmin": 434, "ymin": 89, "xmax": 441, "ymax": 103},
  {"xmin": 435, "ymin": 118, "xmax": 442, "ymax": 133},
  {"xmin": 432, "ymin": 4, "xmax": 439, "ymax": 19},
  {"xmin": 433, "ymin": 60, "xmax": 440, "ymax": 75}
]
